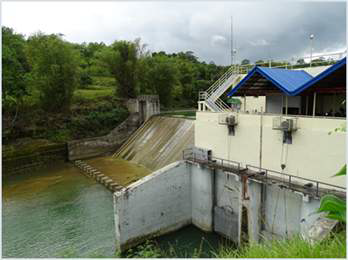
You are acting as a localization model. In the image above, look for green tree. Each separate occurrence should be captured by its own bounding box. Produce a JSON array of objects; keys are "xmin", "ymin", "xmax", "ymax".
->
[
  {"xmin": 297, "ymin": 58, "xmax": 305, "ymax": 65},
  {"xmin": 98, "ymin": 40, "xmax": 139, "ymax": 98},
  {"xmin": 176, "ymin": 60, "xmax": 197, "ymax": 106},
  {"xmin": 2, "ymin": 27, "xmax": 29, "ymax": 109},
  {"xmin": 26, "ymin": 32, "xmax": 80, "ymax": 112},
  {"xmin": 255, "ymin": 59, "xmax": 266, "ymax": 66},
  {"xmin": 138, "ymin": 55, "xmax": 178, "ymax": 107},
  {"xmin": 241, "ymin": 59, "xmax": 250, "ymax": 65}
]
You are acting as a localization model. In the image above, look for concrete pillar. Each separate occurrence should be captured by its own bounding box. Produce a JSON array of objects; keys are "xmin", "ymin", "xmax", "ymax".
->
[{"xmin": 313, "ymin": 92, "xmax": 317, "ymax": 117}]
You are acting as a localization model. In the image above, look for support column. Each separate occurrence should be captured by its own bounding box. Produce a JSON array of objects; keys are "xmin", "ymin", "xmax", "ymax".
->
[
  {"xmin": 244, "ymin": 95, "xmax": 246, "ymax": 112},
  {"xmin": 312, "ymin": 92, "xmax": 317, "ymax": 117}
]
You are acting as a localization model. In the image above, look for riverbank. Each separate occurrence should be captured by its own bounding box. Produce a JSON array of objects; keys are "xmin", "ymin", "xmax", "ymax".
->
[{"xmin": 3, "ymin": 139, "xmax": 67, "ymax": 176}]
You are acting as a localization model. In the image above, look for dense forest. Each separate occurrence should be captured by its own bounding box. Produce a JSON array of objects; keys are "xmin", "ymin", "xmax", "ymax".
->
[
  {"xmin": 2, "ymin": 27, "xmax": 230, "ymax": 143},
  {"xmin": 2, "ymin": 26, "xmax": 330, "ymax": 144}
]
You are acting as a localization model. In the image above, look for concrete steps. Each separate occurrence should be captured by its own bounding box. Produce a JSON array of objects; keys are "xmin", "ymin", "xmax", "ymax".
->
[{"xmin": 74, "ymin": 160, "xmax": 123, "ymax": 192}]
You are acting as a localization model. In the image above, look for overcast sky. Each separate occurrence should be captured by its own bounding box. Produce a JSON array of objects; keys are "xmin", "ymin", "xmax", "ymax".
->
[{"xmin": 2, "ymin": 1, "xmax": 346, "ymax": 65}]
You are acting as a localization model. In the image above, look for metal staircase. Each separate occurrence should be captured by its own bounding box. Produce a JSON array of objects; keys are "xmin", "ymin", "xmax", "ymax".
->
[{"xmin": 198, "ymin": 66, "xmax": 240, "ymax": 112}]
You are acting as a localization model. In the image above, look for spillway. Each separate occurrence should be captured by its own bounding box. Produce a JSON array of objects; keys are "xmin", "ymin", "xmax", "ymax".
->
[{"xmin": 114, "ymin": 116, "xmax": 194, "ymax": 171}]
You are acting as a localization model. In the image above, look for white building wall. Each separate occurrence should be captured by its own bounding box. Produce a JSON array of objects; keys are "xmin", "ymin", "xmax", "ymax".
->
[
  {"xmin": 266, "ymin": 96, "xmax": 301, "ymax": 114},
  {"xmin": 195, "ymin": 112, "xmax": 346, "ymax": 186}
]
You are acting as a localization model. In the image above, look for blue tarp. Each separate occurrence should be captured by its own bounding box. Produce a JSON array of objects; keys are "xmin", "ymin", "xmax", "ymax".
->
[{"xmin": 227, "ymin": 57, "xmax": 346, "ymax": 96}]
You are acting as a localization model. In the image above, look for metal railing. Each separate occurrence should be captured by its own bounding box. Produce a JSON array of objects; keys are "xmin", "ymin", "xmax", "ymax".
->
[
  {"xmin": 183, "ymin": 148, "xmax": 241, "ymax": 171},
  {"xmin": 235, "ymin": 50, "xmax": 347, "ymax": 74},
  {"xmin": 183, "ymin": 148, "xmax": 346, "ymax": 197},
  {"xmin": 245, "ymin": 164, "xmax": 346, "ymax": 197}
]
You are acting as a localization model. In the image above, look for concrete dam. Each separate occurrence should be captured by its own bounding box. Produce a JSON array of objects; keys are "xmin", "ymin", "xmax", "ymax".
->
[{"xmin": 114, "ymin": 116, "xmax": 195, "ymax": 171}]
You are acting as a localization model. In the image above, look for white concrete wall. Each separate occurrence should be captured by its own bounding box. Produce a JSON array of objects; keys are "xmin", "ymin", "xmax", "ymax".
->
[
  {"xmin": 266, "ymin": 96, "xmax": 301, "ymax": 114},
  {"xmin": 195, "ymin": 112, "xmax": 346, "ymax": 186},
  {"xmin": 114, "ymin": 161, "xmax": 191, "ymax": 250},
  {"xmin": 236, "ymin": 96, "xmax": 266, "ymax": 113},
  {"xmin": 191, "ymin": 164, "xmax": 214, "ymax": 231}
]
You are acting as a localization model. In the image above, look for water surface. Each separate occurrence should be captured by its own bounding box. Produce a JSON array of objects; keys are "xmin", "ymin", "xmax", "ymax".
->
[{"xmin": 3, "ymin": 162, "xmax": 116, "ymax": 258}]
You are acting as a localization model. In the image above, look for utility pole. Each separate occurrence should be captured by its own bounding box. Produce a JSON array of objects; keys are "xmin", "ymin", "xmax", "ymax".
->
[{"xmin": 231, "ymin": 16, "xmax": 234, "ymax": 65}]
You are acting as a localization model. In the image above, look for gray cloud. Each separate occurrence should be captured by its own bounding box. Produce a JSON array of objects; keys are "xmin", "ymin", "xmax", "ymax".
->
[{"xmin": 2, "ymin": 1, "xmax": 346, "ymax": 65}]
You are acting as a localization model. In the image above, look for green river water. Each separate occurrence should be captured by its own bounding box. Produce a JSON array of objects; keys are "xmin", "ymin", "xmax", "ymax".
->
[
  {"xmin": 3, "ymin": 162, "xmax": 116, "ymax": 257},
  {"xmin": 3, "ymin": 160, "xmax": 226, "ymax": 258}
]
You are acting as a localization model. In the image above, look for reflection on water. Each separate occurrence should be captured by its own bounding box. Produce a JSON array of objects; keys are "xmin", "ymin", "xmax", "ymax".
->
[{"xmin": 3, "ymin": 162, "xmax": 116, "ymax": 258}]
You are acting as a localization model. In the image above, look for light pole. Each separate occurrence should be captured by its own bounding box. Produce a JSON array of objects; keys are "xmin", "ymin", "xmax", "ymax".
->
[
  {"xmin": 309, "ymin": 34, "xmax": 314, "ymax": 67},
  {"xmin": 232, "ymin": 48, "xmax": 237, "ymax": 64}
]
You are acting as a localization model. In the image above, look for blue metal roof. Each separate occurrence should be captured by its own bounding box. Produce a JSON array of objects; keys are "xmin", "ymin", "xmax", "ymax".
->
[
  {"xmin": 227, "ymin": 66, "xmax": 313, "ymax": 96},
  {"xmin": 291, "ymin": 57, "xmax": 346, "ymax": 95},
  {"xmin": 227, "ymin": 57, "xmax": 346, "ymax": 96}
]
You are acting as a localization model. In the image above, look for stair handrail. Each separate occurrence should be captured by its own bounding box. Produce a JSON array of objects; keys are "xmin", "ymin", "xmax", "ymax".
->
[
  {"xmin": 208, "ymin": 74, "xmax": 238, "ymax": 102},
  {"xmin": 215, "ymin": 98, "xmax": 231, "ymax": 111},
  {"xmin": 206, "ymin": 70, "xmax": 235, "ymax": 96},
  {"xmin": 205, "ymin": 66, "xmax": 238, "ymax": 96},
  {"xmin": 206, "ymin": 69, "xmax": 238, "ymax": 99}
]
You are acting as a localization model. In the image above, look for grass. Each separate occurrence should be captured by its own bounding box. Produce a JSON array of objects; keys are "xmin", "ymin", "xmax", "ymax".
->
[
  {"xmin": 214, "ymin": 232, "xmax": 346, "ymax": 258},
  {"xmin": 117, "ymin": 231, "xmax": 346, "ymax": 258},
  {"xmin": 160, "ymin": 110, "xmax": 196, "ymax": 118},
  {"xmin": 73, "ymin": 85, "xmax": 114, "ymax": 101}
]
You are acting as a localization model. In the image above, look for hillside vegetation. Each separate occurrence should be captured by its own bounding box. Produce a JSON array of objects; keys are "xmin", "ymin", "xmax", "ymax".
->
[{"xmin": 2, "ymin": 27, "xmax": 228, "ymax": 144}]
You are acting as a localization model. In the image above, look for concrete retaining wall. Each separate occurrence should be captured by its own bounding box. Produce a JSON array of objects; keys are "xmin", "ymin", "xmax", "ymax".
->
[
  {"xmin": 114, "ymin": 161, "xmax": 328, "ymax": 251},
  {"xmin": 114, "ymin": 161, "xmax": 191, "ymax": 251},
  {"xmin": 67, "ymin": 113, "xmax": 140, "ymax": 160},
  {"xmin": 3, "ymin": 141, "xmax": 67, "ymax": 176}
]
